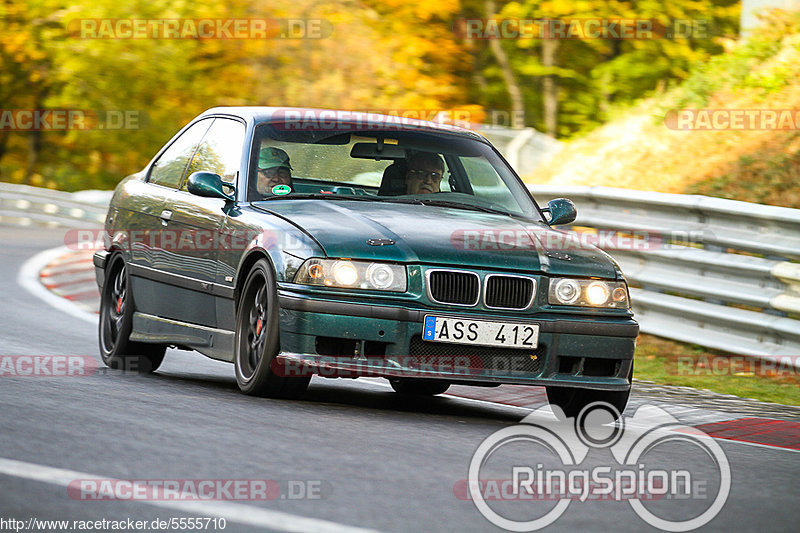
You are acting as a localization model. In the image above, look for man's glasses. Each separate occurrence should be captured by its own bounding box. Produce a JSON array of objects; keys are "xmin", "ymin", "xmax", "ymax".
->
[
  {"xmin": 259, "ymin": 167, "xmax": 291, "ymax": 178},
  {"xmin": 407, "ymin": 168, "xmax": 443, "ymax": 181}
]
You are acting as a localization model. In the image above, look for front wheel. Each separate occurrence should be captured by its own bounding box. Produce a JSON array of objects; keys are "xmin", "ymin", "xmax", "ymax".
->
[
  {"xmin": 98, "ymin": 253, "xmax": 166, "ymax": 373},
  {"xmin": 234, "ymin": 259, "xmax": 310, "ymax": 398},
  {"xmin": 545, "ymin": 361, "xmax": 633, "ymax": 420}
]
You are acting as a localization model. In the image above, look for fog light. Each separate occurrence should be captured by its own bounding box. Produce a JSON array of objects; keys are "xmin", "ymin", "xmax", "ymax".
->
[{"xmin": 585, "ymin": 281, "xmax": 610, "ymax": 305}]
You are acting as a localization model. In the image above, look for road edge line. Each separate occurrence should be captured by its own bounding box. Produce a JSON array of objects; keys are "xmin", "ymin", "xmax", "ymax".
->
[{"xmin": 0, "ymin": 457, "xmax": 383, "ymax": 533}]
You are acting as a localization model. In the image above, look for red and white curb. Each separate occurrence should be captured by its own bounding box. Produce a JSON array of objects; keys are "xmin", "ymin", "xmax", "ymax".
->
[
  {"xmin": 39, "ymin": 247, "xmax": 99, "ymax": 313},
  {"xmin": 18, "ymin": 244, "xmax": 100, "ymax": 325},
  {"xmin": 21, "ymin": 244, "xmax": 800, "ymax": 452},
  {"xmin": 444, "ymin": 383, "xmax": 800, "ymax": 452}
]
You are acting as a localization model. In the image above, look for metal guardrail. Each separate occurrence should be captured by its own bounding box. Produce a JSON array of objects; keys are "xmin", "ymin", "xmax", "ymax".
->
[
  {"xmin": 3, "ymin": 181, "xmax": 798, "ymax": 365},
  {"xmin": 529, "ymin": 185, "xmax": 800, "ymax": 366},
  {"xmin": 479, "ymin": 127, "xmax": 562, "ymax": 177},
  {"xmin": 0, "ymin": 182, "xmax": 108, "ymax": 227}
]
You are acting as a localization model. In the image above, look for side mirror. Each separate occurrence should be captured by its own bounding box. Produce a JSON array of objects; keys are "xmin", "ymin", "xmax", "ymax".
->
[
  {"xmin": 186, "ymin": 171, "xmax": 235, "ymax": 202},
  {"xmin": 543, "ymin": 198, "xmax": 577, "ymax": 226}
]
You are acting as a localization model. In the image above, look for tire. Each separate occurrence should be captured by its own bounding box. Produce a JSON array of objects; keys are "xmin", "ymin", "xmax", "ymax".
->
[
  {"xmin": 99, "ymin": 253, "xmax": 166, "ymax": 373},
  {"xmin": 545, "ymin": 361, "xmax": 633, "ymax": 421},
  {"xmin": 389, "ymin": 378, "xmax": 450, "ymax": 396},
  {"xmin": 234, "ymin": 258, "xmax": 310, "ymax": 398}
]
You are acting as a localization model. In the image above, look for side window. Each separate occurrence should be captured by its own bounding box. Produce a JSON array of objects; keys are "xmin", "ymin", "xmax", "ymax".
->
[
  {"xmin": 182, "ymin": 118, "xmax": 246, "ymax": 189},
  {"xmin": 440, "ymin": 158, "xmax": 453, "ymax": 192},
  {"xmin": 148, "ymin": 119, "xmax": 213, "ymax": 189}
]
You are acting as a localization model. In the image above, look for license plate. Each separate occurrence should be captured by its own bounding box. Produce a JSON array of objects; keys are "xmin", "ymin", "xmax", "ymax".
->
[{"xmin": 422, "ymin": 315, "xmax": 539, "ymax": 349}]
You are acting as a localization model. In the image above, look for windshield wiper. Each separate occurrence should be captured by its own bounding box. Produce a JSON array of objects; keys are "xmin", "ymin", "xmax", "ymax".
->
[
  {"xmin": 411, "ymin": 199, "xmax": 512, "ymax": 216},
  {"xmin": 254, "ymin": 193, "xmax": 378, "ymax": 202}
]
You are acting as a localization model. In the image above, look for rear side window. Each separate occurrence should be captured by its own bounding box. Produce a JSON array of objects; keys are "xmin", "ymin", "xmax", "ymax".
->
[
  {"xmin": 182, "ymin": 118, "xmax": 246, "ymax": 188},
  {"xmin": 148, "ymin": 119, "xmax": 213, "ymax": 188}
]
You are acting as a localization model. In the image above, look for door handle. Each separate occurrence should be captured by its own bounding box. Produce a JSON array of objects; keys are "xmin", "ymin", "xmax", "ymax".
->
[{"xmin": 160, "ymin": 209, "xmax": 172, "ymax": 225}]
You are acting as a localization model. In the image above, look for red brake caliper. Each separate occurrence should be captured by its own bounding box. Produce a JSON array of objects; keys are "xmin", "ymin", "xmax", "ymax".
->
[
  {"xmin": 255, "ymin": 318, "xmax": 263, "ymax": 336},
  {"xmin": 116, "ymin": 297, "xmax": 123, "ymax": 313}
]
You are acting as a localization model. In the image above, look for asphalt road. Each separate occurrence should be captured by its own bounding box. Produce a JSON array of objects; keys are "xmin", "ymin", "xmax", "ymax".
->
[{"xmin": 1, "ymin": 225, "xmax": 798, "ymax": 533}]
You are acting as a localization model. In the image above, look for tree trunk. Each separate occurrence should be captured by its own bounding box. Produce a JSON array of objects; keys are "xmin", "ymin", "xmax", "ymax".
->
[
  {"xmin": 541, "ymin": 34, "xmax": 558, "ymax": 138},
  {"xmin": 0, "ymin": 130, "xmax": 9, "ymax": 167},
  {"xmin": 486, "ymin": 0, "xmax": 525, "ymax": 129},
  {"xmin": 24, "ymin": 130, "xmax": 42, "ymax": 184},
  {"xmin": 24, "ymin": 86, "xmax": 48, "ymax": 184}
]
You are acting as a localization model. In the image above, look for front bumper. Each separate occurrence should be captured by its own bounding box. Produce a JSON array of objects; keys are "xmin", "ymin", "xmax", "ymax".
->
[{"xmin": 277, "ymin": 290, "xmax": 637, "ymax": 391}]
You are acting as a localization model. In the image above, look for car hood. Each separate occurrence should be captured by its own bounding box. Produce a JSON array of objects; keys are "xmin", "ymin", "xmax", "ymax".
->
[{"xmin": 251, "ymin": 199, "xmax": 618, "ymax": 278}]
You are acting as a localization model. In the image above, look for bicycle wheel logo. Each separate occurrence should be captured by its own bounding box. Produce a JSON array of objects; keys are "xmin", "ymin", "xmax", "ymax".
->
[{"xmin": 466, "ymin": 402, "xmax": 730, "ymax": 531}]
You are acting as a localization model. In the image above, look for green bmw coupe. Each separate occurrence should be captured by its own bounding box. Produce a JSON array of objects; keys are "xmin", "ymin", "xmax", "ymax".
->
[{"xmin": 94, "ymin": 107, "xmax": 637, "ymax": 418}]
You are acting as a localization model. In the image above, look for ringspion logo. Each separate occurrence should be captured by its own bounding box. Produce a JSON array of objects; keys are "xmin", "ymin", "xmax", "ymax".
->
[{"xmin": 461, "ymin": 403, "xmax": 730, "ymax": 531}]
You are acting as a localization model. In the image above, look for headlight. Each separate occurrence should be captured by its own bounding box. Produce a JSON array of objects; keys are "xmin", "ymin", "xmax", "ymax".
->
[
  {"xmin": 553, "ymin": 279, "xmax": 581, "ymax": 304},
  {"xmin": 366, "ymin": 263, "xmax": 395, "ymax": 290},
  {"xmin": 295, "ymin": 259, "xmax": 407, "ymax": 292},
  {"xmin": 585, "ymin": 281, "xmax": 610, "ymax": 305},
  {"xmin": 332, "ymin": 261, "xmax": 358, "ymax": 286},
  {"xmin": 548, "ymin": 278, "xmax": 629, "ymax": 308}
]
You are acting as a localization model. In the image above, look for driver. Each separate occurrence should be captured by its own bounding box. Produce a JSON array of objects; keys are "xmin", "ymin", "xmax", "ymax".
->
[
  {"xmin": 256, "ymin": 146, "xmax": 293, "ymax": 195},
  {"xmin": 405, "ymin": 152, "xmax": 444, "ymax": 194}
]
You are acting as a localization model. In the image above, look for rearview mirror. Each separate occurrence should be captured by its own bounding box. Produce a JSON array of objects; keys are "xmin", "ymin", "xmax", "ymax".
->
[
  {"xmin": 350, "ymin": 142, "xmax": 406, "ymax": 160},
  {"xmin": 543, "ymin": 198, "xmax": 577, "ymax": 226},
  {"xmin": 187, "ymin": 171, "xmax": 234, "ymax": 202}
]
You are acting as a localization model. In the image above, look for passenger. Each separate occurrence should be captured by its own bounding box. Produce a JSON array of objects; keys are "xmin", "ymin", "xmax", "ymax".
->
[
  {"xmin": 405, "ymin": 152, "xmax": 444, "ymax": 194},
  {"xmin": 256, "ymin": 147, "xmax": 293, "ymax": 195}
]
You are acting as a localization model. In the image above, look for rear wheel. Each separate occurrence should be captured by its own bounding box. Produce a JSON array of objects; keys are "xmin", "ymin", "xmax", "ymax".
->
[
  {"xmin": 389, "ymin": 378, "xmax": 450, "ymax": 396},
  {"xmin": 99, "ymin": 253, "xmax": 166, "ymax": 373},
  {"xmin": 234, "ymin": 259, "xmax": 310, "ymax": 398},
  {"xmin": 546, "ymin": 361, "xmax": 633, "ymax": 420}
]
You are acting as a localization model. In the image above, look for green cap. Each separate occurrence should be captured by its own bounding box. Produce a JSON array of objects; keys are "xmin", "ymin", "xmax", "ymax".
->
[{"xmin": 258, "ymin": 147, "xmax": 292, "ymax": 170}]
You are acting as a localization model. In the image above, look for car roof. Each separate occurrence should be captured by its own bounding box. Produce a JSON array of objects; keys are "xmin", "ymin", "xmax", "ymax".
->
[{"xmin": 197, "ymin": 106, "xmax": 489, "ymax": 143}]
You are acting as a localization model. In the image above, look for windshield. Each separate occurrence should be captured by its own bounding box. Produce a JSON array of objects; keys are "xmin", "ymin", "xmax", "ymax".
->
[{"xmin": 247, "ymin": 124, "xmax": 541, "ymax": 218}]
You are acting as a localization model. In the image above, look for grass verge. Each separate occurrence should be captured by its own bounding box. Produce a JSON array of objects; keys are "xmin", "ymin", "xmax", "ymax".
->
[{"xmin": 634, "ymin": 334, "xmax": 800, "ymax": 406}]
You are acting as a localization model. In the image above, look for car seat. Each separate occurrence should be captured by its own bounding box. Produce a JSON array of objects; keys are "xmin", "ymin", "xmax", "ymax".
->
[{"xmin": 377, "ymin": 160, "xmax": 408, "ymax": 196}]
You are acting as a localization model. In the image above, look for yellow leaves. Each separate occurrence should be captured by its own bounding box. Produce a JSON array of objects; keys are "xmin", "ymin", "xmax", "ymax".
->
[{"xmin": 29, "ymin": 174, "xmax": 44, "ymax": 187}]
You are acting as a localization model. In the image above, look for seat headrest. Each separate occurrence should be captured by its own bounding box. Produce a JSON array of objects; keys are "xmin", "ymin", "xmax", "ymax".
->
[{"xmin": 377, "ymin": 160, "xmax": 408, "ymax": 196}]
